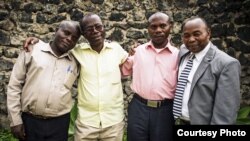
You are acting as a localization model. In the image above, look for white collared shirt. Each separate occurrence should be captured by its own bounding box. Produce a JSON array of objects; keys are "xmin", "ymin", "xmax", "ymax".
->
[{"xmin": 179, "ymin": 42, "xmax": 211, "ymax": 119}]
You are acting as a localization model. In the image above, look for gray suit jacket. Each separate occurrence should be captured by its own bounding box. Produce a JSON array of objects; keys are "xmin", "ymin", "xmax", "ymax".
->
[{"xmin": 179, "ymin": 42, "xmax": 241, "ymax": 124}]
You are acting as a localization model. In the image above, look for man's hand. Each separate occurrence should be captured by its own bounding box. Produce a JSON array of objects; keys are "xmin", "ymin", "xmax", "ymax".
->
[
  {"xmin": 11, "ymin": 124, "xmax": 26, "ymax": 140},
  {"xmin": 23, "ymin": 37, "xmax": 39, "ymax": 52},
  {"xmin": 129, "ymin": 40, "xmax": 140, "ymax": 56}
]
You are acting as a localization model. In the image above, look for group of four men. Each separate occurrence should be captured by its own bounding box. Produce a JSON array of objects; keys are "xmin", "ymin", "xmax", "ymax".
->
[{"xmin": 7, "ymin": 11, "xmax": 241, "ymax": 141}]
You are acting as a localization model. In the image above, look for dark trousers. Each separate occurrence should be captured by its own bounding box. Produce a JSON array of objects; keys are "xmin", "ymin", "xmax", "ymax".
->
[
  {"xmin": 127, "ymin": 97, "xmax": 174, "ymax": 141},
  {"xmin": 21, "ymin": 112, "xmax": 70, "ymax": 141}
]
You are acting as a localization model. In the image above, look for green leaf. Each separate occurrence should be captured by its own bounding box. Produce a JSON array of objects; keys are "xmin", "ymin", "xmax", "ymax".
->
[
  {"xmin": 68, "ymin": 100, "xmax": 78, "ymax": 137},
  {"xmin": 236, "ymin": 118, "xmax": 250, "ymax": 125},
  {"xmin": 237, "ymin": 106, "xmax": 250, "ymax": 119},
  {"xmin": 123, "ymin": 131, "xmax": 127, "ymax": 141},
  {"xmin": 0, "ymin": 130, "xmax": 17, "ymax": 141}
]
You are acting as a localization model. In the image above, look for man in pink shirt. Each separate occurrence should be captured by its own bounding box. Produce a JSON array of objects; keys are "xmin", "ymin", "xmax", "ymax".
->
[{"xmin": 122, "ymin": 12, "xmax": 179, "ymax": 141}]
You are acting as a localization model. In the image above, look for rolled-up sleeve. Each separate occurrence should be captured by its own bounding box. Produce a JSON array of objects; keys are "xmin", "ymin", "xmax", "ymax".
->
[{"xmin": 121, "ymin": 56, "xmax": 134, "ymax": 76}]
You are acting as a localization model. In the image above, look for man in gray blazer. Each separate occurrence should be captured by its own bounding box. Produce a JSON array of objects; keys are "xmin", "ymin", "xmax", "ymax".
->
[{"xmin": 173, "ymin": 16, "xmax": 241, "ymax": 125}]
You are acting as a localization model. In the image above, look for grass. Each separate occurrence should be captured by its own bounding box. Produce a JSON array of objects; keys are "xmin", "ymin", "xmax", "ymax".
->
[{"xmin": 0, "ymin": 130, "xmax": 17, "ymax": 141}]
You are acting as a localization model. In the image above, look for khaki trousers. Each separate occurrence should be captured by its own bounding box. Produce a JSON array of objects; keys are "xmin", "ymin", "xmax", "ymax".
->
[{"xmin": 74, "ymin": 120, "xmax": 125, "ymax": 141}]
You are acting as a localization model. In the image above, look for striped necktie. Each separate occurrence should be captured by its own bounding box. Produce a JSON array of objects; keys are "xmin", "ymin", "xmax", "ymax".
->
[{"xmin": 173, "ymin": 54, "xmax": 195, "ymax": 119}]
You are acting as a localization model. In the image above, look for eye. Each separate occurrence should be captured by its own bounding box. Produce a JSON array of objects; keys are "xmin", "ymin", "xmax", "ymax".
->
[
  {"xmin": 84, "ymin": 27, "xmax": 93, "ymax": 33},
  {"xmin": 64, "ymin": 30, "xmax": 70, "ymax": 35},
  {"xmin": 182, "ymin": 34, "xmax": 190, "ymax": 39},
  {"xmin": 160, "ymin": 24, "xmax": 168, "ymax": 29},
  {"xmin": 95, "ymin": 25, "xmax": 103, "ymax": 31},
  {"xmin": 193, "ymin": 32, "xmax": 201, "ymax": 37},
  {"xmin": 84, "ymin": 24, "xmax": 104, "ymax": 33},
  {"xmin": 149, "ymin": 25, "xmax": 157, "ymax": 30}
]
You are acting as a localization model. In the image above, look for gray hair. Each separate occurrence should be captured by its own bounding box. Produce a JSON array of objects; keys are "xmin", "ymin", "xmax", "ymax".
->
[{"xmin": 148, "ymin": 12, "xmax": 172, "ymax": 24}]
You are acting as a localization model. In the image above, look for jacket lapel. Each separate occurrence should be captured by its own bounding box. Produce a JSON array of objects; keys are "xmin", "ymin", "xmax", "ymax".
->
[{"xmin": 189, "ymin": 43, "xmax": 216, "ymax": 96}]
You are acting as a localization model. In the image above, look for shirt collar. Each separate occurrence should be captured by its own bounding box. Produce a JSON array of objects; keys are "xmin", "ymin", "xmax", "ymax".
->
[
  {"xmin": 193, "ymin": 42, "xmax": 211, "ymax": 62},
  {"xmin": 146, "ymin": 39, "xmax": 176, "ymax": 53},
  {"xmin": 78, "ymin": 40, "xmax": 113, "ymax": 51},
  {"xmin": 41, "ymin": 42, "xmax": 73, "ymax": 61}
]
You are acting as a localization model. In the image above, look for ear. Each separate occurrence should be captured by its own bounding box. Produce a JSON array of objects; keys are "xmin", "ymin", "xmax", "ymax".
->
[
  {"xmin": 169, "ymin": 20, "xmax": 173, "ymax": 25},
  {"xmin": 207, "ymin": 27, "xmax": 211, "ymax": 34},
  {"xmin": 207, "ymin": 28, "xmax": 211, "ymax": 38},
  {"xmin": 169, "ymin": 22, "xmax": 173, "ymax": 28}
]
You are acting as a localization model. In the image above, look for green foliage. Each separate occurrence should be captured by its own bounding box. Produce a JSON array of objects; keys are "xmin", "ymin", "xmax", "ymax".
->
[
  {"xmin": 0, "ymin": 130, "xmax": 17, "ymax": 141},
  {"xmin": 68, "ymin": 100, "xmax": 78, "ymax": 140},
  {"xmin": 123, "ymin": 131, "xmax": 127, "ymax": 141},
  {"xmin": 236, "ymin": 106, "xmax": 250, "ymax": 125}
]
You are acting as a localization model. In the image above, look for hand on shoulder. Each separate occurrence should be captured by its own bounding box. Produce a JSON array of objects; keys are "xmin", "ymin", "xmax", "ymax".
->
[
  {"xmin": 129, "ymin": 40, "xmax": 141, "ymax": 56},
  {"xmin": 23, "ymin": 37, "xmax": 39, "ymax": 52}
]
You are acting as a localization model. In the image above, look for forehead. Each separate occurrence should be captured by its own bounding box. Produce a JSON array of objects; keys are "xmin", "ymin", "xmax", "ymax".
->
[
  {"xmin": 59, "ymin": 24, "xmax": 79, "ymax": 35},
  {"xmin": 84, "ymin": 15, "xmax": 102, "ymax": 26},
  {"xmin": 62, "ymin": 24, "xmax": 75, "ymax": 30},
  {"xmin": 149, "ymin": 16, "xmax": 169, "ymax": 25},
  {"xmin": 183, "ymin": 19, "xmax": 207, "ymax": 31}
]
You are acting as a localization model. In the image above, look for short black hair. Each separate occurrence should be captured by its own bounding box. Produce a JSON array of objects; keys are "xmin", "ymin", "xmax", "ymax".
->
[
  {"xmin": 147, "ymin": 12, "xmax": 173, "ymax": 26},
  {"xmin": 58, "ymin": 20, "xmax": 81, "ymax": 37},
  {"xmin": 79, "ymin": 13, "xmax": 101, "ymax": 32},
  {"xmin": 181, "ymin": 16, "xmax": 210, "ymax": 31}
]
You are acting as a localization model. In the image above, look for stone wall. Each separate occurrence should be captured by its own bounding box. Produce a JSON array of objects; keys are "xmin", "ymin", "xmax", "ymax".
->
[{"xmin": 0, "ymin": 0, "xmax": 249, "ymax": 129}]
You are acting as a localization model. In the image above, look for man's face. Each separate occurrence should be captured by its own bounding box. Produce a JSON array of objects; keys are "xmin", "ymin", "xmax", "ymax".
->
[
  {"xmin": 182, "ymin": 19, "xmax": 211, "ymax": 53},
  {"xmin": 81, "ymin": 15, "xmax": 105, "ymax": 46},
  {"xmin": 148, "ymin": 17, "xmax": 171, "ymax": 48},
  {"xmin": 54, "ymin": 24, "xmax": 80, "ymax": 54}
]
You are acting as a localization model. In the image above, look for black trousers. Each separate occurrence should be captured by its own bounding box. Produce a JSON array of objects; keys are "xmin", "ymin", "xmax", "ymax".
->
[
  {"xmin": 21, "ymin": 112, "xmax": 70, "ymax": 141},
  {"xmin": 127, "ymin": 96, "xmax": 174, "ymax": 141}
]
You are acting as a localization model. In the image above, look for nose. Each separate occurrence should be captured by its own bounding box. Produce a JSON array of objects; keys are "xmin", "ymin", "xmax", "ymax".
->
[
  {"xmin": 65, "ymin": 35, "xmax": 74, "ymax": 44},
  {"xmin": 92, "ymin": 26, "xmax": 99, "ymax": 33},
  {"xmin": 155, "ymin": 26, "xmax": 162, "ymax": 33},
  {"xmin": 189, "ymin": 36, "xmax": 196, "ymax": 42}
]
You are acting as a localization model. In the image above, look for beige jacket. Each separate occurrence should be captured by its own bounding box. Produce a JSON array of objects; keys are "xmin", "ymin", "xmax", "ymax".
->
[{"xmin": 7, "ymin": 41, "xmax": 78, "ymax": 127}]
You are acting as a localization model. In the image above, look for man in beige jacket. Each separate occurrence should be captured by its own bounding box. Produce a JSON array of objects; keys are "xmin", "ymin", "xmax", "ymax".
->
[{"xmin": 7, "ymin": 20, "xmax": 81, "ymax": 141}]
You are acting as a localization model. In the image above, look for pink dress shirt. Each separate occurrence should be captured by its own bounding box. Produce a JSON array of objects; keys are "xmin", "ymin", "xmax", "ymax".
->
[{"xmin": 122, "ymin": 40, "xmax": 179, "ymax": 100}]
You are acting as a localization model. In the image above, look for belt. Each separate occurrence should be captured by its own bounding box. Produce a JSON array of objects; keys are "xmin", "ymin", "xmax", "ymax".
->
[
  {"xmin": 23, "ymin": 112, "xmax": 55, "ymax": 120},
  {"xmin": 175, "ymin": 118, "xmax": 190, "ymax": 125},
  {"xmin": 133, "ymin": 93, "xmax": 172, "ymax": 108}
]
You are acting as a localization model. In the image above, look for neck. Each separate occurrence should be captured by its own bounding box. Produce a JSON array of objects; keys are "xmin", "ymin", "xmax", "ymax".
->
[
  {"xmin": 90, "ymin": 42, "xmax": 104, "ymax": 53},
  {"xmin": 50, "ymin": 42, "xmax": 62, "ymax": 57},
  {"xmin": 152, "ymin": 39, "xmax": 168, "ymax": 49}
]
